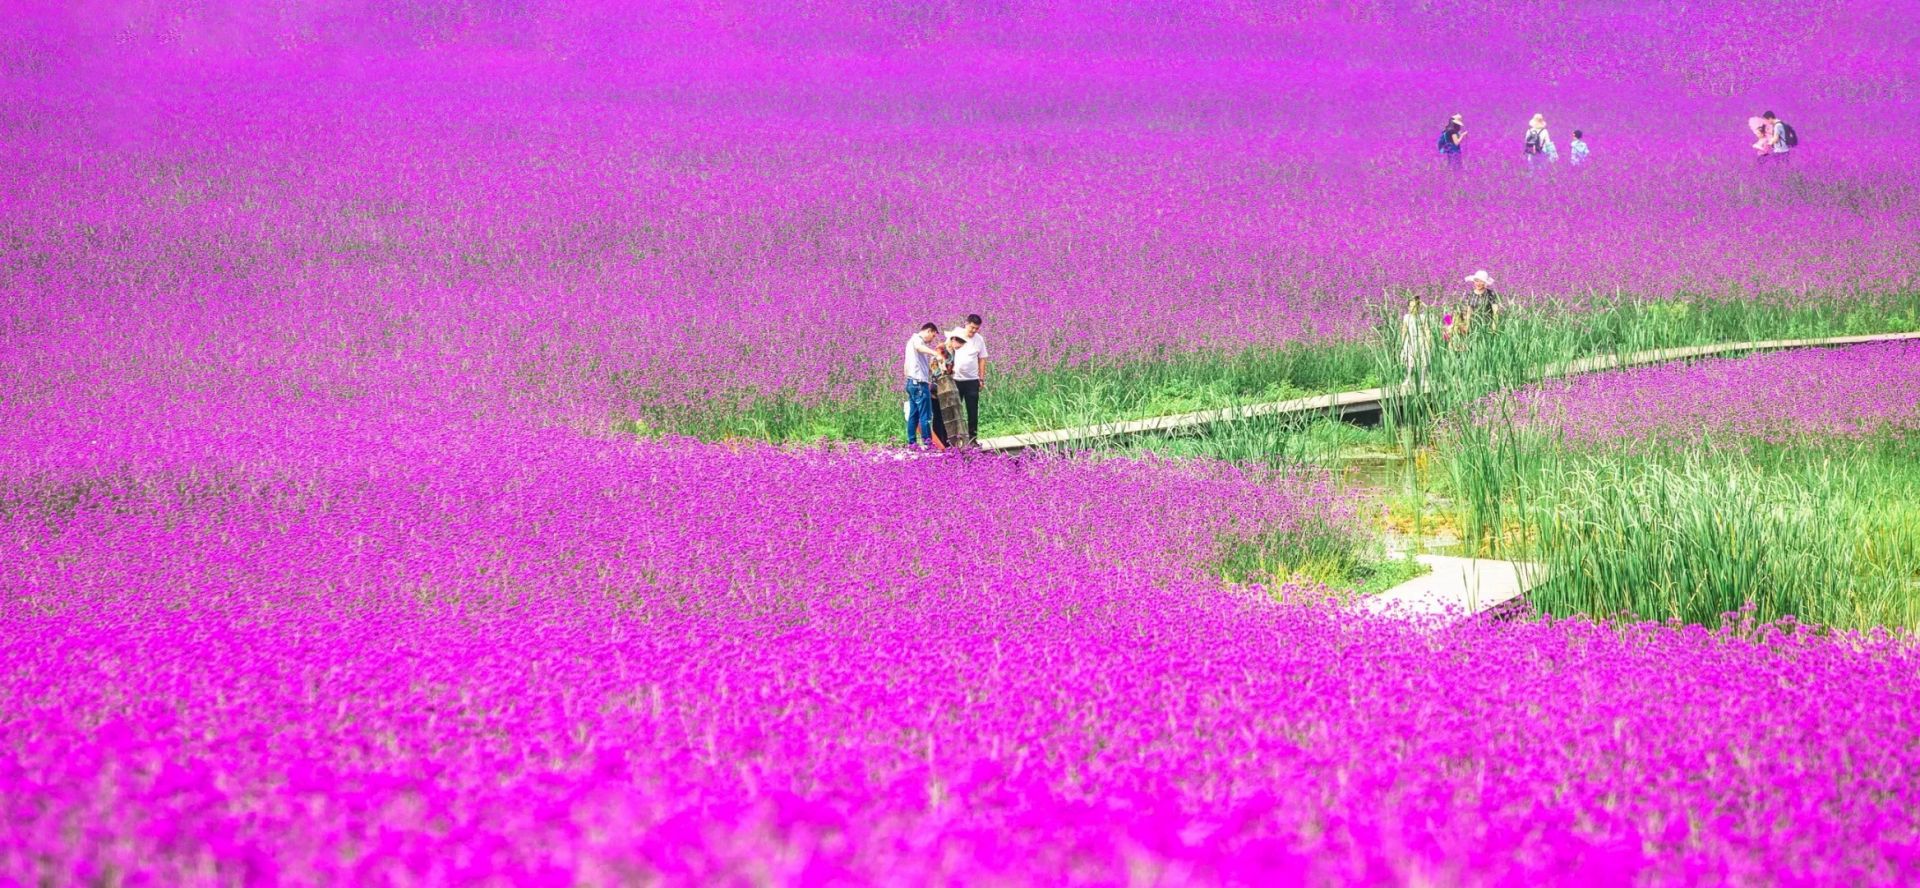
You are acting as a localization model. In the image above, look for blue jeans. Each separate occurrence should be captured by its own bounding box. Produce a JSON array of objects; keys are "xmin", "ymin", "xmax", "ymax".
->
[{"xmin": 905, "ymin": 380, "xmax": 933, "ymax": 445}]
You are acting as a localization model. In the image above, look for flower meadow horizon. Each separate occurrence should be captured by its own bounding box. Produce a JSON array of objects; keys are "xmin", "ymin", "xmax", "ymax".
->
[
  {"xmin": 6, "ymin": 2, "xmax": 1920, "ymax": 425},
  {"xmin": 6, "ymin": 1, "xmax": 1920, "ymax": 882}
]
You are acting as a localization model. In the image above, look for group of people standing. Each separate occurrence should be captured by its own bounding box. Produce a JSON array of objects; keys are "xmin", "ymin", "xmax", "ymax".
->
[
  {"xmin": 1439, "ymin": 109, "xmax": 1797, "ymax": 168},
  {"xmin": 1438, "ymin": 112, "xmax": 1589, "ymax": 170},
  {"xmin": 1400, "ymin": 270, "xmax": 1502, "ymax": 379},
  {"xmin": 903, "ymin": 314, "xmax": 988, "ymax": 449}
]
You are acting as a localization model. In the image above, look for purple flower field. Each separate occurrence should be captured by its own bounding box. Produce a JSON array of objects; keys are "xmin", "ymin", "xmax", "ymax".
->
[
  {"xmin": 7, "ymin": 2, "xmax": 1920, "ymax": 883},
  {"xmin": 8, "ymin": 433, "xmax": 1920, "ymax": 883},
  {"xmin": 6, "ymin": 3, "xmax": 1920, "ymax": 418},
  {"xmin": 1495, "ymin": 340, "xmax": 1920, "ymax": 448}
]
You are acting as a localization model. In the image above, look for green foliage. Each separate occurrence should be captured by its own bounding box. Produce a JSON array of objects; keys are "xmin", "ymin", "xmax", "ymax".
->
[
  {"xmin": 1439, "ymin": 430, "xmax": 1920, "ymax": 630},
  {"xmin": 1071, "ymin": 416, "xmax": 1395, "ymax": 468},
  {"xmin": 1365, "ymin": 291, "xmax": 1920, "ymax": 629},
  {"xmin": 1212, "ymin": 522, "xmax": 1426, "ymax": 600}
]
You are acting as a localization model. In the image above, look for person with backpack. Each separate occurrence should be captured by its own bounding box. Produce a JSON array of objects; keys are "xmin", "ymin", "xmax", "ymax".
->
[
  {"xmin": 1755, "ymin": 111, "xmax": 1795, "ymax": 163},
  {"xmin": 1524, "ymin": 113, "xmax": 1556, "ymax": 169},
  {"xmin": 1437, "ymin": 113, "xmax": 1466, "ymax": 170}
]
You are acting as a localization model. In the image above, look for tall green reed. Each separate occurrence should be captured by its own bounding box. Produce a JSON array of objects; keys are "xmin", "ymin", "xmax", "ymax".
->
[
  {"xmin": 1364, "ymin": 290, "xmax": 1920, "ymax": 629},
  {"xmin": 1497, "ymin": 442, "xmax": 1919, "ymax": 628},
  {"xmin": 1427, "ymin": 407, "xmax": 1920, "ymax": 628}
]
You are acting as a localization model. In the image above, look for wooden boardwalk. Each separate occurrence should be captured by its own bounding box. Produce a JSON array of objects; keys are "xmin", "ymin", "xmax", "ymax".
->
[
  {"xmin": 976, "ymin": 330, "xmax": 1920, "ymax": 453},
  {"xmin": 1361, "ymin": 555, "xmax": 1546, "ymax": 624}
]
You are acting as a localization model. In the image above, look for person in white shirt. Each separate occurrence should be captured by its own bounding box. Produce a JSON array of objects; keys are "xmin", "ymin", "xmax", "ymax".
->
[
  {"xmin": 1401, "ymin": 293, "xmax": 1433, "ymax": 382},
  {"xmin": 948, "ymin": 314, "xmax": 988, "ymax": 438},
  {"xmin": 903, "ymin": 322, "xmax": 941, "ymax": 446}
]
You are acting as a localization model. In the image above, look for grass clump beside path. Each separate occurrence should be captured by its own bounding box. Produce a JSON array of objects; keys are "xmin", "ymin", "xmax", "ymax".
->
[
  {"xmin": 1442, "ymin": 431, "xmax": 1920, "ymax": 630},
  {"xmin": 1212, "ymin": 521, "xmax": 1431, "ymax": 603},
  {"xmin": 1417, "ymin": 334, "xmax": 1920, "ymax": 629}
]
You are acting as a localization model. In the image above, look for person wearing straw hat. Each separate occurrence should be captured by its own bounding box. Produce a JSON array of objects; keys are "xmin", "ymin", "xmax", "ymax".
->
[
  {"xmin": 1524, "ymin": 113, "xmax": 1556, "ymax": 169},
  {"xmin": 1461, "ymin": 270, "xmax": 1500, "ymax": 340},
  {"xmin": 930, "ymin": 329, "xmax": 972, "ymax": 448}
]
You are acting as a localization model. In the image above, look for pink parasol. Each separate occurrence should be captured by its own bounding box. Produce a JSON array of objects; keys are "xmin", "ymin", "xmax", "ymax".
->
[{"xmin": 1747, "ymin": 116, "xmax": 1767, "ymax": 137}]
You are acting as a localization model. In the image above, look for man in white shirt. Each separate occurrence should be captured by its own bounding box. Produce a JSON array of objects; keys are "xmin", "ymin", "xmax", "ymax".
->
[
  {"xmin": 948, "ymin": 314, "xmax": 988, "ymax": 439},
  {"xmin": 903, "ymin": 322, "xmax": 941, "ymax": 446}
]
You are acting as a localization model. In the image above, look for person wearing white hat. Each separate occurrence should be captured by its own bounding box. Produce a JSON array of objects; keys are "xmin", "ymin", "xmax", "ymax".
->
[
  {"xmin": 1461, "ymin": 270, "xmax": 1500, "ymax": 340},
  {"xmin": 1524, "ymin": 113, "xmax": 1556, "ymax": 169},
  {"xmin": 1437, "ymin": 113, "xmax": 1466, "ymax": 171},
  {"xmin": 929, "ymin": 329, "xmax": 972, "ymax": 448}
]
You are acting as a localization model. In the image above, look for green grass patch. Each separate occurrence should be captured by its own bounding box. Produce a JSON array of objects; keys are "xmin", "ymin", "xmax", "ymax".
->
[
  {"xmin": 1212, "ymin": 521, "xmax": 1431, "ymax": 601},
  {"xmin": 1078, "ymin": 416, "xmax": 1398, "ymax": 467},
  {"xmin": 1358, "ymin": 290, "xmax": 1920, "ymax": 629},
  {"xmin": 1435, "ymin": 428, "xmax": 1920, "ymax": 630},
  {"xmin": 1347, "ymin": 556, "xmax": 1433, "ymax": 597}
]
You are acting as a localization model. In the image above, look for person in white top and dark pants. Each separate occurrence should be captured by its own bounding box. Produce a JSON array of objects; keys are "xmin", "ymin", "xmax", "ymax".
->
[
  {"xmin": 948, "ymin": 314, "xmax": 988, "ymax": 440},
  {"xmin": 903, "ymin": 322, "xmax": 941, "ymax": 447}
]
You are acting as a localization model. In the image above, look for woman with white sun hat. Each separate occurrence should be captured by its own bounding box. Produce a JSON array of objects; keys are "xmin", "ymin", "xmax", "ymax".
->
[{"xmin": 1460, "ymin": 269, "xmax": 1500, "ymax": 340}]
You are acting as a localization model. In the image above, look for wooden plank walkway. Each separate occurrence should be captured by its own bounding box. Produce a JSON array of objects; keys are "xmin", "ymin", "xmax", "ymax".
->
[
  {"xmin": 1361, "ymin": 555, "xmax": 1547, "ymax": 624},
  {"xmin": 976, "ymin": 330, "xmax": 1920, "ymax": 453}
]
